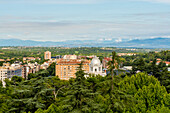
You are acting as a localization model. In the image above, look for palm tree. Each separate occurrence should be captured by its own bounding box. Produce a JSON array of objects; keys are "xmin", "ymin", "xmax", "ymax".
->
[{"xmin": 108, "ymin": 51, "xmax": 120, "ymax": 91}]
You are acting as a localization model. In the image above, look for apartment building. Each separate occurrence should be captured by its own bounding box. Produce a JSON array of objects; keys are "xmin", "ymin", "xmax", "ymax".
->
[
  {"xmin": 56, "ymin": 59, "xmax": 90, "ymax": 80},
  {"xmin": 23, "ymin": 57, "xmax": 41, "ymax": 61},
  {"xmin": 22, "ymin": 62, "xmax": 40, "ymax": 79},
  {"xmin": 63, "ymin": 55, "xmax": 77, "ymax": 60},
  {"xmin": 44, "ymin": 51, "xmax": 51, "ymax": 60},
  {"xmin": 0, "ymin": 62, "xmax": 22, "ymax": 87}
]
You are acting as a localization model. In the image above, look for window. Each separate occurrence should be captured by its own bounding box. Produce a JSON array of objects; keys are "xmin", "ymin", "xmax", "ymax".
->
[
  {"xmin": 68, "ymin": 66, "xmax": 70, "ymax": 70},
  {"xmin": 64, "ymin": 72, "xmax": 66, "ymax": 76},
  {"xmin": 91, "ymin": 67, "xmax": 93, "ymax": 71}
]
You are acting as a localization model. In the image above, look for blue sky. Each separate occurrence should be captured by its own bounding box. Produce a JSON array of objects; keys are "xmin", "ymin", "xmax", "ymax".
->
[{"xmin": 0, "ymin": 0, "xmax": 170, "ymax": 41}]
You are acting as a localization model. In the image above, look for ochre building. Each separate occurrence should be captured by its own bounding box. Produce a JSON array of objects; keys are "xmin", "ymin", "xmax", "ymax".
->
[
  {"xmin": 55, "ymin": 59, "xmax": 90, "ymax": 80},
  {"xmin": 44, "ymin": 51, "xmax": 51, "ymax": 60}
]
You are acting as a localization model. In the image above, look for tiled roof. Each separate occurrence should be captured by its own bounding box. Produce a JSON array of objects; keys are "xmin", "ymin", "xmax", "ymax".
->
[{"xmin": 57, "ymin": 59, "xmax": 90, "ymax": 65}]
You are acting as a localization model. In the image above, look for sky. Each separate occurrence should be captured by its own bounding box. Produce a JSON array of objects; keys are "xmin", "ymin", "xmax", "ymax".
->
[{"xmin": 0, "ymin": 0, "xmax": 170, "ymax": 42}]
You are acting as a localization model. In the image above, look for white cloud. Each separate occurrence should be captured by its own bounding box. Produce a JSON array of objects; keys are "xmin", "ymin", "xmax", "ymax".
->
[
  {"xmin": 0, "ymin": 0, "xmax": 110, "ymax": 4},
  {"xmin": 150, "ymin": 35, "xmax": 170, "ymax": 38},
  {"xmin": 105, "ymin": 38, "xmax": 112, "ymax": 41},
  {"xmin": 132, "ymin": 0, "xmax": 170, "ymax": 3},
  {"xmin": 98, "ymin": 38, "xmax": 103, "ymax": 41},
  {"xmin": 7, "ymin": 35, "xmax": 13, "ymax": 38},
  {"xmin": 115, "ymin": 38, "xmax": 122, "ymax": 42},
  {"xmin": 0, "ymin": 19, "xmax": 170, "ymax": 41}
]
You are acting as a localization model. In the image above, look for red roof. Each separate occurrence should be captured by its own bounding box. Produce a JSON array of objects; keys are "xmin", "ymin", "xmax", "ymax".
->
[
  {"xmin": 156, "ymin": 61, "xmax": 170, "ymax": 64},
  {"xmin": 104, "ymin": 57, "xmax": 112, "ymax": 61},
  {"xmin": 165, "ymin": 62, "xmax": 170, "ymax": 65},
  {"xmin": 57, "ymin": 59, "xmax": 90, "ymax": 65}
]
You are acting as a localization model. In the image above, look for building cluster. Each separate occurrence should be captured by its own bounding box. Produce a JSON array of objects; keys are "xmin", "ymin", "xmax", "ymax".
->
[
  {"xmin": 0, "ymin": 62, "xmax": 22, "ymax": 87},
  {"xmin": 40, "ymin": 60, "xmax": 54, "ymax": 70},
  {"xmin": 0, "ymin": 59, "xmax": 5, "ymax": 62},
  {"xmin": 4, "ymin": 50, "xmax": 169, "ymax": 87},
  {"xmin": 150, "ymin": 58, "xmax": 170, "ymax": 66},
  {"xmin": 22, "ymin": 62, "xmax": 40, "ymax": 79},
  {"xmin": 0, "ymin": 58, "xmax": 16, "ymax": 62},
  {"xmin": 43, "ymin": 51, "xmax": 133, "ymax": 80},
  {"xmin": 117, "ymin": 53, "xmax": 137, "ymax": 56},
  {"xmin": 0, "ymin": 52, "xmax": 54, "ymax": 87},
  {"xmin": 23, "ymin": 57, "xmax": 41, "ymax": 63},
  {"xmin": 0, "ymin": 61, "xmax": 42, "ymax": 87},
  {"xmin": 0, "ymin": 51, "xmax": 54, "ymax": 87},
  {"xmin": 55, "ymin": 54, "xmax": 106, "ymax": 80}
]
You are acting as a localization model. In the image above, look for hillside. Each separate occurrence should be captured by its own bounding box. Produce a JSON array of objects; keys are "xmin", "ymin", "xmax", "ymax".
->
[{"xmin": 0, "ymin": 38, "xmax": 169, "ymax": 48}]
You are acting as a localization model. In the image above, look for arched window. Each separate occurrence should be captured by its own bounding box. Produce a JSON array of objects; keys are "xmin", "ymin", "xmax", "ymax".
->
[{"xmin": 99, "ymin": 67, "xmax": 101, "ymax": 71}]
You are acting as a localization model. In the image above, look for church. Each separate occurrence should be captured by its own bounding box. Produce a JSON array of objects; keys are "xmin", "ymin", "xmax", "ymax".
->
[
  {"xmin": 55, "ymin": 56, "xmax": 106, "ymax": 80},
  {"xmin": 86, "ymin": 56, "xmax": 106, "ymax": 77}
]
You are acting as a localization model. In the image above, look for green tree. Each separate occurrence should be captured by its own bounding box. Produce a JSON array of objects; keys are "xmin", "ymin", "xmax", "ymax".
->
[
  {"xmin": 119, "ymin": 72, "xmax": 170, "ymax": 112},
  {"xmin": 11, "ymin": 76, "xmax": 23, "ymax": 85},
  {"xmin": 132, "ymin": 58, "xmax": 145, "ymax": 74},
  {"xmin": 35, "ymin": 108, "xmax": 44, "ymax": 113},
  {"xmin": 45, "ymin": 104, "xmax": 62, "ymax": 113},
  {"xmin": 62, "ymin": 62, "xmax": 102, "ymax": 112},
  {"xmin": 47, "ymin": 62, "xmax": 55, "ymax": 76}
]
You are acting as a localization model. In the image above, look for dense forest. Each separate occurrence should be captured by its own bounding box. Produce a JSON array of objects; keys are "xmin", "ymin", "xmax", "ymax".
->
[
  {"xmin": 0, "ymin": 51, "xmax": 169, "ymax": 113},
  {"xmin": 0, "ymin": 68, "xmax": 170, "ymax": 112}
]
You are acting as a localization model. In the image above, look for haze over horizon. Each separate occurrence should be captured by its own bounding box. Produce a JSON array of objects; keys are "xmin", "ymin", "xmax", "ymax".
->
[{"xmin": 1, "ymin": 0, "xmax": 170, "ymax": 41}]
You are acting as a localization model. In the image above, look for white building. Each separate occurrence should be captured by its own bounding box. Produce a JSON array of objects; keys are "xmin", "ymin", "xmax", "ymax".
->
[
  {"xmin": 89, "ymin": 57, "xmax": 102, "ymax": 73},
  {"xmin": 87, "ymin": 56, "xmax": 106, "ymax": 77},
  {"xmin": 63, "ymin": 55, "xmax": 77, "ymax": 60},
  {"xmin": 22, "ymin": 62, "xmax": 40, "ymax": 79},
  {"xmin": 0, "ymin": 62, "xmax": 22, "ymax": 87}
]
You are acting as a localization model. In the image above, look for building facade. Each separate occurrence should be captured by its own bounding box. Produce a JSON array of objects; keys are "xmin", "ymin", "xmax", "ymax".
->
[
  {"xmin": 102, "ymin": 57, "xmax": 112, "ymax": 69},
  {"xmin": 44, "ymin": 51, "xmax": 51, "ymax": 60},
  {"xmin": 22, "ymin": 62, "xmax": 40, "ymax": 79},
  {"xmin": 89, "ymin": 57, "xmax": 102, "ymax": 73},
  {"xmin": 63, "ymin": 55, "xmax": 77, "ymax": 60},
  {"xmin": 88, "ymin": 57, "xmax": 106, "ymax": 77},
  {"xmin": 0, "ymin": 63, "xmax": 22, "ymax": 87},
  {"xmin": 56, "ymin": 59, "xmax": 90, "ymax": 80}
]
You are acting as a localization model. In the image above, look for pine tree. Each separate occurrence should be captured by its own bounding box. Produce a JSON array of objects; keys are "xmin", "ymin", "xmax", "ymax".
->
[
  {"xmin": 62, "ymin": 62, "xmax": 102, "ymax": 112},
  {"xmin": 45, "ymin": 104, "xmax": 62, "ymax": 113},
  {"xmin": 35, "ymin": 108, "xmax": 44, "ymax": 113}
]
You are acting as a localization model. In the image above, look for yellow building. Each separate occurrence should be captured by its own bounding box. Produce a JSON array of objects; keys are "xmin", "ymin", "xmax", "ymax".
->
[{"xmin": 55, "ymin": 59, "xmax": 90, "ymax": 80}]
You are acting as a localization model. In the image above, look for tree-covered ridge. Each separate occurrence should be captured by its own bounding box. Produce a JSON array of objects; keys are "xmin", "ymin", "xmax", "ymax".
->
[
  {"xmin": 0, "ymin": 71, "xmax": 170, "ymax": 112},
  {"xmin": 0, "ymin": 50, "xmax": 169, "ymax": 113}
]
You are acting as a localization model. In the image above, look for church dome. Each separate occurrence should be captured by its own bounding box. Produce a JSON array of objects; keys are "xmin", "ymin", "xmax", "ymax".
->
[{"xmin": 91, "ymin": 57, "xmax": 101, "ymax": 66}]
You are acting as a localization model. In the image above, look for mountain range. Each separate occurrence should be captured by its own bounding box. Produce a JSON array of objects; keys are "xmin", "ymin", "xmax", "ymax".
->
[{"xmin": 0, "ymin": 38, "xmax": 169, "ymax": 48}]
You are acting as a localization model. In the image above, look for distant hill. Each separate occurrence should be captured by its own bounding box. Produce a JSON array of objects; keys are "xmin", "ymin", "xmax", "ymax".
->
[
  {"xmin": 116, "ymin": 38, "xmax": 170, "ymax": 48},
  {"xmin": 0, "ymin": 39, "xmax": 61, "ymax": 47},
  {"xmin": 0, "ymin": 38, "xmax": 169, "ymax": 48}
]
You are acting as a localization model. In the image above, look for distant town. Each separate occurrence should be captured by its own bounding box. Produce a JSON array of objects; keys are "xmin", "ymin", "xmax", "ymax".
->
[{"xmin": 0, "ymin": 49, "xmax": 169, "ymax": 87}]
